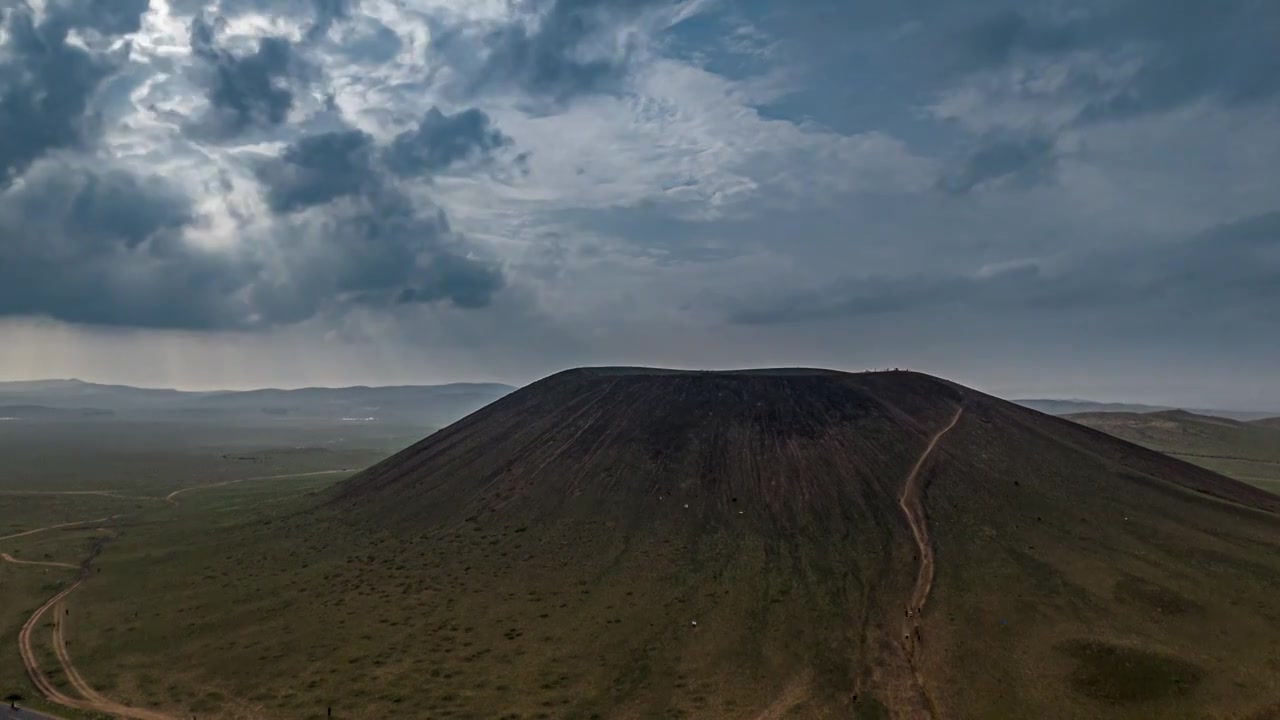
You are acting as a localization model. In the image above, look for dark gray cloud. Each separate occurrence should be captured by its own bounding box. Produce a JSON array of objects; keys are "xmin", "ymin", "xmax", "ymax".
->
[
  {"xmin": 306, "ymin": 0, "xmax": 351, "ymax": 41},
  {"xmin": 46, "ymin": 0, "xmax": 152, "ymax": 36},
  {"xmin": 0, "ymin": 1, "xmax": 148, "ymax": 186},
  {"xmin": 957, "ymin": 1, "xmax": 1280, "ymax": 122},
  {"xmin": 395, "ymin": 253, "xmax": 506, "ymax": 309},
  {"xmin": 937, "ymin": 134, "xmax": 1057, "ymax": 194},
  {"xmin": 237, "ymin": 104, "xmax": 517, "ymax": 322},
  {"xmin": 167, "ymin": 0, "xmax": 350, "ymax": 38},
  {"xmin": 730, "ymin": 211, "xmax": 1280, "ymax": 327},
  {"xmin": 0, "ymin": 160, "xmax": 250, "ymax": 328},
  {"xmin": 435, "ymin": 0, "xmax": 666, "ymax": 103},
  {"xmin": 186, "ymin": 16, "xmax": 305, "ymax": 139},
  {"xmin": 252, "ymin": 191, "xmax": 505, "ymax": 320},
  {"xmin": 386, "ymin": 107, "xmax": 513, "ymax": 177},
  {"xmin": 254, "ymin": 129, "xmax": 379, "ymax": 212},
  {"xmin": 0, "ymin": 154, "xmax": 505, "ymax": 329},
  {"xmin": 256, "ymin": 106, "xmax": 517, "ymax": 214}
]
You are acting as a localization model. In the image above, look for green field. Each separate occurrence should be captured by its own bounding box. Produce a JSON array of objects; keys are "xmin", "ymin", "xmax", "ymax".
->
[
  {"xmin": 1067, "ymin": 410, "xmax": 1280, "ymax": 494},
  {"xmin": 0, "ymin": 419, "xmax": 413, "ymax": 719}
]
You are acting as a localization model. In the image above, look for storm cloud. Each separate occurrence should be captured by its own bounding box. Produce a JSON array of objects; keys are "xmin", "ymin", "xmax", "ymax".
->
[
  {"xmin": 256, "ymin": 105, "xmax": 517, "ymax": 210},
  {"xmin": 255, "ymin": 129, "xmax": 380, "ymax": 212},
  {"xmin": 433, "ymin": 0, "xmax": 670, "ymax": 103},
  {"xmin": 250, "ymin": 114, "xmax": 511, "ymax": 316},
  {"xmin": 386, "ymin": 107, "xmax": 513, "ymax": 177},
  {"xmin": 0, "ymin": 155, "xmax": 504, "ymax": 329},
  {"xmin": 0, "ymin": 160, "xmax": 246, "ymax": 328},
  {"xmin": 0, "ymin": 1, "xmax": 147, "ymax": 185},
  {"xmin": 0, "ymin": 0, "xmax": 1277, "ymax": 406},
  {"xmin": 186, "ymin": 16, "xmax": 306, "ymax": 139}
]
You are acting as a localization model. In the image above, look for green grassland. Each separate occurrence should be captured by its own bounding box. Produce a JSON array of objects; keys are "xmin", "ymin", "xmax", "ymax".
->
[
  {"xmin": 1067, "ymin": 410, "xmax": 1280, "ymax": 494},
  {"xmin": 0, "ymin": 418, "xmax": 419, "ymax": 495},
  {"xmin": 1, "ymin": 525, "xmax": 112, "ymax": 720},
  {"xmin": 0, "ymin": 417, "xmax": 419, "ymax": 719},
  {"xmin": 47, "ymin": 425, "xmax": 1279, "ymax": 720},
  {"xmin": 2, "ymin": 380, "xmax": 1279, "ymax": 720},
  {"xmin": 63, "ymin": 478, "xmax": 810, "ymax": 719},
  {"xmin": 1, "ymin": 473, "xmax": 362, "ymax": 720}
]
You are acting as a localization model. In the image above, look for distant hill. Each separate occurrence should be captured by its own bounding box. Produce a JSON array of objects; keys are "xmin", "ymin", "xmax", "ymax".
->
[
  {"xmin": 0, "ymin": 404, "xmax": 114, "ymax": 419},
  {"xmin": 1068, "ymin": 409, "xmax": 1280, "ymax": 494},
  {"xmin": 1016, "ymin": 398, "xmax": 1275, "ymax": 421},
  {"xmin": 311, "ymin": 368, "xmax": 1280, "ymax": 719},
  {"xmin": 0, "ymin": 379, "xmax": 514, "ymax": 426},
  {"xmin": 1253, "ymin": 417, "xmax": 1280, "ymax": 430}
]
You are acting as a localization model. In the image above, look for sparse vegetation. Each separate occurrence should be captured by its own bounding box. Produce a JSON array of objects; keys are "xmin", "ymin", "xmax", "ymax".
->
[
  {"xmin": 1068, "ymin": 409, "xmax": 1280, "ymax": 494},
  {"xmin": 3, "ymin": 369, "xmax": 1278, "ymax": 719}
]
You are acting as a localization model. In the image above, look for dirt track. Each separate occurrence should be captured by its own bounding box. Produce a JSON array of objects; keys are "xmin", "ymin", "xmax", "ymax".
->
[
  {"xmin": 0, "ymin": 517, "xmax": 117, "ymax": 543},
  {"xmin": 1, "ymin": 553, "xmax": 78, "ymax": 570},
  {"xmin": 163, "ymin": 468, "xmax": 355, "ymax": 506},
  {"xmin": 16, "ymin": 535, "xmax": 175, "ymax": 720},
  {"xmin": 900, "ymin": 404, "xmax": 964, "ymax": 618},
  {"xmin": 896, "ymin": 403, "xmax": 964, "ymax": 719},
  {"xmin": 9, "ymin": 469, "xmax": 354, "ymax": 719}
]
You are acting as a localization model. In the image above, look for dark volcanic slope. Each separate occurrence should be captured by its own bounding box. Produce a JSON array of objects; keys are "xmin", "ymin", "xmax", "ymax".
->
[{"xmin": 332, "ymin": 368, "xmax": 1280, "ymax": 720}]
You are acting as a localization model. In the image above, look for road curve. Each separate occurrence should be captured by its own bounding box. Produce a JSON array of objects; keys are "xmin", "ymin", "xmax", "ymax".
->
[
  {"xmin": 163, "ymin": 468, "xmax": 357, "ymax": 506},
  {"xmin": 12, "ymin": 468, "xmax": 355, "ymax": 719},
  {"xmin": 0, "ymin": 517, "xmax": 117, "ymax": 543},
  {"xmin": 1, "ymin": 554, "xmax": 78, "ymax": 570},
  {"xmin": 900, "ymin": 405, "xmax": 965, "ymax": 617},
  {"xmin": 17, "ymin": 536, "xmax": 177, "ymax": 720},
  {"xmin": 896, "ymin": 403, "xmax": 964, "ymax": 719},
  {"xmin": 53, "ymin": 601, "xmax": 173, "ymax": 719},
  {"xmin": 18, "ymin": 539, "xmax": 107, "ymax": 715}
]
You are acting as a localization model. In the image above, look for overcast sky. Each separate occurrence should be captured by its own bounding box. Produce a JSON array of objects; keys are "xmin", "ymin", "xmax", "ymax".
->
[{"xmin": 1, "ymin": 0, "xmax": 1277, "ymax": 408}]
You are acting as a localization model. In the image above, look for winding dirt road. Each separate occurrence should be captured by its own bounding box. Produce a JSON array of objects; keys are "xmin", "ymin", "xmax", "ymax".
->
[
  {"xmin": 16, "ymin": 536, "xmax": 174, "ymax": 720},
  {"xmin": 900, "ymin": 405, "xmax": 965, "ymax": 618},
  {"xmin": 0, "ymin": 517, "xmax": 117, "ymax": 543},
  {"xmin": 896, "ymin": 403, "xmax": 964, "ymax": 719},
  {"xmin": 1, "ymin": 554, "xmax": 78, "ymax": 570},
  {"xmin": 163, "ymin": 468, "xmax": 356, "ymax": 506},
  {"xmin": 8, "ymin": 468, "xmax": 354, "ymax": 719}
]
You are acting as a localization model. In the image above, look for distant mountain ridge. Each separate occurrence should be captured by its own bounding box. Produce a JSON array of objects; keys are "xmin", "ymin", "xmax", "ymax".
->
[
  {"xmin": 0, "ymin": 378, "xmax": 515, "ymax": 426},
  {"xmin": 1015, "ymin": 398, "xmax": 1277, "ymax": 422}
]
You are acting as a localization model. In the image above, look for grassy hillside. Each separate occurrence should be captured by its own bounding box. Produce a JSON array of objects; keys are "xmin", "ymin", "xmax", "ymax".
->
[
  {"xmin": 1069, "ymin": 410, "xmax": 1280, "ymax": 494},
  {"xmin": 22, "ymin": 369, "xmax": 1271, "ymax": 720}
]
